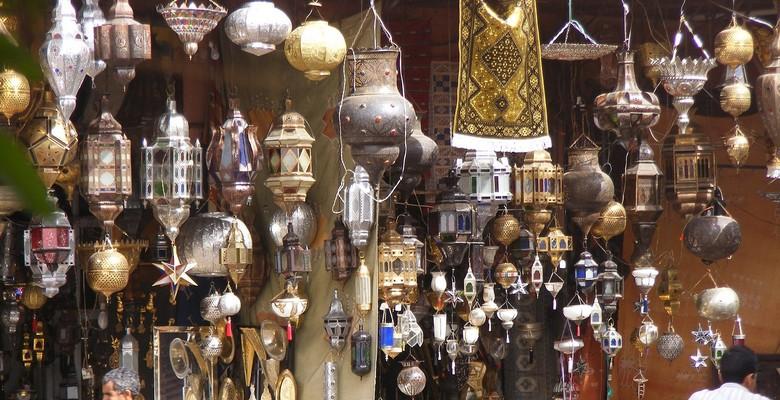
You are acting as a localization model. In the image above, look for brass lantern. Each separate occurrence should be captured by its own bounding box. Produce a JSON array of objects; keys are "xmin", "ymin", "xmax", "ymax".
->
[
  {"xmin": 595, "ymin": 258, "xmax": 623, "ymax": 319},
  {"xmin": 662, "ymin": 125, "xmax": 716, "ymax": 217},
  {"xmin": 284, "ymin": 1, "xmax": 346, "ymax": 81},
  {"xmin": 590, "ymin": 200, "xmax": 626, "ymax": 242},
  {"xmin": 275, "ymin": 223, "xmax": 311, "ymax": 279},
  {"xmin": 264, "ymin": 98, "xmax": 315, "ymax": 211},
  {"xmin": 323, "ymin": 289, "xmax": 352, "ymax": 353},
  {"xmin": 94, "ymin": 0, "xmax": 152, "ymax": 89},
  {"xmin": 514, "ymin": 149, "xmax": 563, "ymax": 236},
  {"xmin": 546, "ymin": 226, "xmax": 572, "ymax": 269},
  {"xmin": 0, "ymin": 69, "xmax": 30, "ymax": 124},
  {"xmin": 378, "ymin": 219, "xmax": 417, "ymax": 306},
  {"xmin": 714, "ymin": 17, "xmax": 754, "ymax": 67},
  {"xmin": 86, "ymin": 245, "xmax": 129, "ymax": 300},
  {"xmin": 220, "ymin": 219, "xmax": 252, "ymax": 285},
  {"xmin": 657, "ymin": 266, "xmax": 682, "ymax": 317},
  {"xmin": 24, "ymin": 193, "xmax": 75, "ymax": 298},
  {"xmin": 324, "ymin": 218, "xmax": 357, "ymax": 281},
  {"xmin": 18, "ymin": 89, "xmax": 78, "ymax": 190},
  {"xmin": 400, "ymin": 218, "xmax": 425, "ymax": 275},
  {"xmin": 81, "ymin": 96, "xmax": 132, "ymax": 232},
  {"xmin": 624, "ymin": 142, "xmax": 663, "ymax": 268}
]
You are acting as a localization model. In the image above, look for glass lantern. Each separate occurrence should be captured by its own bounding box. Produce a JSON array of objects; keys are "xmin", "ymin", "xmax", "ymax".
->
[
  {"xmin": 351, "ymin": 326, "xmax": 371, "ymax": 376},
  {"xmin": 324, "ymin": 218, "xmax": 358, "ymax": 281},
  {"xmin": 399, "ymin": 218, "xmax": 425, "ymax": 275},
  {"xmin": 323, "ymin": 289, "xmax": 352, "ymax": 353},
  {"xmin": 456, "ymin": 150, "xmax": 512, "ymax": 238},
  {"xmin": 432, "ymin": 170, "xmax": 473, "ymax": 243},
  {"xmin": 378, "ymin": 219, "xmax": 417, "ymax": 306},
  {"xmin": 275, "ymin": 223, "xmax": 311, "ymax": 278},
  {"xmin": 81, "ymin": 96, "xmax": 132, "ymax": 233},
  {"xmin": 663, "ymin": 126, "xmax": 716, "ymax": 217},
  {"xmin": 24, "ymin": 193, "xmax": 74, "ymax": 298},
  {"xmin": 514, "ymin": 149, "xmax": 564, "ymax": 236},
  {"xmin": 220, "ymin": 219, "xmax": 253, "ymax": 285},
  {"xmin": 354, "ymin": 257, "xmax": 371, "ymax": 319},
  {"xmin": 632, "ymin": 266, "xmax": 659, "ymax": 314},
  {"xmin": 625, "ymin": 142, "xmax": 663, "ymax": 267},
  {"xmin": 574, "ymin": 251, "xmax": 598, "ymax": 289},
  {"xmin": 546, "ymin": 226, "xmax": 572, "ymax": 269},
  {"xmin": 596, "ymin": 258, "xmax": 623, "ymax": 319},
  {"xmin": 344, "ymin": 165, "xmax": 374, "ymax": 251}
]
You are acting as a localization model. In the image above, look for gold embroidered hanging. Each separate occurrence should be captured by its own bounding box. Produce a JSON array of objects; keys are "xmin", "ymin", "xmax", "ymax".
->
[{"xmin": 453, "ymin": 0, "xmax": 550, "ymax": 152}]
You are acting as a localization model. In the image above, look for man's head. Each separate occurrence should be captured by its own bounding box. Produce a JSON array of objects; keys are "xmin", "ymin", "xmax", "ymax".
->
[
  {"xmin": 719, "ymin": 345, "xmax": 759, "ymax": 391},
  {"xmin": 102, "ymin": 368, "xmax": 139, "ymax": 400}
]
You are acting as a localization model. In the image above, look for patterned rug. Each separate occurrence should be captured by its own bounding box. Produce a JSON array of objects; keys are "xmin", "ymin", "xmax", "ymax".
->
[
  {"xmin": 427, "ymin": 61, "xmax": 464, "ymax": 202},
  {"xmin": 453, "ymin": 0, "xmax": 550, "ymax": 152}
]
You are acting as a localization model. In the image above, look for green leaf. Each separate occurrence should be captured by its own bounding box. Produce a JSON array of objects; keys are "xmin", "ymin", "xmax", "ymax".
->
[
  {"xmin": 0, "ymin": 29, "xmax": 42, "ymax": 81},
  {"xmin": 0, "ymin": 129, "xmax": 52, "ymax": 215}
]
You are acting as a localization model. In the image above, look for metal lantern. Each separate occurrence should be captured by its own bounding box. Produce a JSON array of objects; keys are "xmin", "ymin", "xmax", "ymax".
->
[
  {"xmin": 683, "ymin": 195, "xmax": 741, "ymax": 264},
  {"xmin": 225, "ymin": 1, "xmax": 292, "ymax": 57},
  {"xmin": 324, "ymin": 218, "xmax": 358, "ymax": 281},
  {"xmin": 494, "ymin": 262, "xmax": 518, "ymax": 289},
  {"xmin": 546, "ymin": 226, "xmax": 572, "ymax": 269},
  {"xmin": 177, "ymin": 212, "xmax": 251, "ymax": 277},
  {"xmin": 94, "ymin": 0, "xmax": 152, "ymax": 89},
  {"xmin": 563, "ymin": 135, "xmax": 614, "ymax": 239},
  {"xmin": 39, "ymin": 0, "xmax": 90, "ymax": 121},
  {"xmin": 218, "ymin": 284, "xmax": 241, "ymax": 317},
  {"xmin": 721, "ymin": 79, "xmax": 752, "ymax": 119},
  {"xmin": 0, "ymin": 69, "xmax": 31, "ymax": 123},
  {"xmin": 653, "ymin": 57, "xmax": 716, "ymax": 137},
  {"xmin": 351, "ymin": 326, "xmax": 371, "ymax": 377},
  {"xmin": 344, "ymin": 165, "xmax": 374, "ymax": 250},
  {"xmin": 323, "ymin": 289, "xmax": 352, "ymax": 353},
  {"xmin": 624, "ymin": 142, "xmax": 663, "ymax": 268},
  {"xmin": 656, "ymin": 329, "xmax": 684, "ymax": 361},
  {"xmin": 714, "ymin": 17, "xmax": 754, "ymax": 67},
  {"xmin": 378, "ymin": 219, "xmax": 417, "ymax": 306},
  {"xmin": 146, "ymin": 226, "xmax": 171, "ymax": 263},
  {"xmin": 432, "ymin": 171, "xmax": 472, "ymax": 268},
  {"xmin": 573, "ymin": 251, "xmax": 598, "ymax": 289},
  {"xmin": 491, "ymin": 211, "xmax": 521, "ymax": 248},
  {"xmin": 397, "ymin": 360, "xmax": 426, "ymax": 397},
  {"xmin": 662, "ymin": 125, "xmax": 716, "ymax": 217},
  {"xmin": 390, "ymin": 118, "xmax": 438, "ymax": 202},
  {"xmin": 724, "ymin": 126, "xmax": 750, "ymax": 168},
  {"xmin": 601, "ymin": 325, "xmax": 623, "ymax": 357},
  {"xmin": 517, "ymin": 322, "xmax": 543, "ymax": 363},
  {"xmin": 596, "ymin": 258, "xmax": 623, "ymax": 319},
  {"xmin": 18, "ymin": 90, "xmax": 79, "ymax": 190},
  {"xmin": 335, "ymin": 47, "xmax": 416, "ymax": 184},
  {"xmin": 457, "ymin": 150, "xmax": 512, "ymax": 238},
  {"xmin": 81, "ymin": 96, "xmax": 132, "ymax": 232},
  {"xmin": 275, "ymin": 223, "xmax": 311, "ymax": 278},
  {"xmin": 354, "ymin": 256, "xmax": 372, "ymax": 318},
  {"xmin": 220, "ymin": 219, "xmax": 253, "ymax": 284},
  {"xmin": 732, "ymin": 315, "xmax": 746, "ymax": 346},
  {"xmin": 594, "ymin": 51, "xmax": 661, "ymax": 140},
  {"xmin": 78, "ymin": 0, "xmax": 107, "ymax": 79},
  {"xmin": 269, "ymin": 203, "xmax": 316, "ymax": 247},
  {"xmin": 695, "ymin": 287, "xmax": 740, "ymax": 321},
  {"xmin": 711, "ymin": 334, "xmax": 727, "ymax": 365},
  {"xmin": 658, "ymin": 267, "xmax": 682, "ymax": 317},
  {"xmin": 591, "ymin": 200, "xmax": 626, "ymax": 242},
  {"xmin": 264, "ymin": 98, "xmax": 315, "ymax": 210},
  {"xmin": 757, "ymin": 13, "xmax": 780, "ymax": 178},
  {"xmin": 400, "ymin": 219, "xmax": 425, "ymax": 274},
  {"xmin": 1, "ymin": 292, "xmax": 20, "ymax": 334},
  {"xmin": 284, "ymin": 1, "xmax": 346, "ymax": 80},
  {"xmin": 21, "ymin": 285, "xmax": 47, "ymax": 311},
  {"xmin": 270, "ymin": 279, "xmax": 308, "ymax": 329},
  {"xmin": 632, "ymin": 266, "xmax": 659, "ymax": 314},
  {"xmin": 200, "ymin": 285, "xmax": 223, "ymax": 323},
  {"xmin": 140, "ymin": 97, "xmax": 203, "ymax": 244},
  {"xmin": 24, "ymin": 193, "xmax": 75, "ymax": 298},
  {"xmin": 514, "ymin": 149, "xmax": 563, "ymax": 236},
  {"xmin": 207, "ymin": 99, "xmax": 261, "ymax": 216},
  {"xmin": 157, "ymin": 0, "xmax": 227, "ymax": 59},
  {"xmin": 86, "ymin": 246, "xmax": 129, "ymax": 299}
]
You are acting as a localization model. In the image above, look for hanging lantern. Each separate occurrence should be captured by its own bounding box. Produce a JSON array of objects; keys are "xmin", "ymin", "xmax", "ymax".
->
[
  {"xmin": 323, "ymin": 289, "xmax": 352, "ymax": 353},
  {"xmin": 563, "ymin": 295, "xmax": 593, "ymax": 337},
  {"xmin": 590, "ymin": 298, "xmax": 603, "ymax": 336},
  {"xmin": 658, "ymin": 267, "xmax": 682, "ymax": 317},
  {"xmin": 344, "ymin": 165, "xmax": 374, "ymax": 250},
  {"xmin": 218, "ymin": 284, "xmax": 241, "ymax": 317},
  {"xmin": 18, "ymin": 90, "xmax": 79, "ymax": 190},
  {"xmin": 563, "ymin": 135, "xmax": 614, "ymax": 239},
  {"xmin": 351, "ymin": 325, "xmax": 371, "ymax": 376},
  {"xmin": 157, "ymin": 0, "xmax": 227, "ymax": 59},
  {"xmin": 177, "ymin": 212, "xmax": 249, "ymax": 277},
  {"xmin": 94, "ymin": 0, "xmax": 152, "ymax": 89},
  {"xmin": 632, "ymin": 266, "xmax": 659, "ymax": 314},
  {"xmin": 530, "ymin": 255, "xmax": 543, "ymax": 295},
  {"xmin": 662, "ymin": 125, "xmax": 717, "ymax": 217},
  {"xmin": 432, "ymin": 170, "xmax": 473, "ymax": 243},
  {"xmin": 284, "ymin": 1, "xmax": 346, "ymax": 80},
  {"xmin": 200, "ymin": 285, "xmax": 223, "ymax": 324},
  {"xmin": 517, "ymin": 322, "xmax": 543, "ymax": 363},
  {"xmin": 264, "ymin": 98, "xmax": 315, "ymax": 211},
  {"xmin": 397, "ymin": 359, "xmax": 426, "ymax": 397},
  {"xmin": 21, "ymin": 285, "xmax": 47, "ymax": 311},
  {"xmin": 400, "ymin": 218, "xmax": 425, "ymax": 274},
  {"xmin": 757, "ymin": 13, "xmax": 780, "ymax": 178},
  {"xmin": 275, "ymin": 223, "xmax": 311, "ymax": 279},
  {"xmin": 653, "ymin": 57, "xmax": 716, "ymax": 137},
  {"xmin": 732, "ymin": 315, "xmax": 745, "ymax": 346},
  {"xmin": 225, "ymin": 1, "xmax": 292, "ymax": 56},
  {"xmin": 24, "ymin": 193, "xmax": 75, "ymax": 298},
  {"xmin": 207, "ymin": 99, "xmax": 261, "ymax": 216},
  {"xmin": 724, "ymin": 127, "xmax": 750, "ymax": 168},
  {"xmin": 494, "ymin": 262, "xmax": 518, "ymax": 289},
  {"xmin": 601, "ymin": 324, "xmax": 623, "ymax": 357},
  {"xmin": 573, "ymin": 251, "xmax": 598, "ymax": 289},
  {"xmin": 683, "ymin": 194, "xmax": 741, "ymax": 264},
  {"xmin": 546, "ymin": 226, "xmax": 572, "ymax": 269},
  {"xmin": 544, "ymin": 271, "xmax": 565, "ymax": 308},
  {"xmin": 624, "ymin": 142, "xmax": 663, "ymax": 268},
  {"xmin": 269, "ymin": 203, "xmax": 316, "ymax": 247},
  {"xmin": 81, "ymin": 96, "xmax": 132, "ymax": 232},
  {"xmin": 463, "ymin": 267, "xmax": 477, "ymax": 305},
  {"xmin": 714, "ymin": 17, "xmax": 754, "ymax": 67},
  {"xmin": 490, "ymin": 211, "xmax": 521, "ymax": 248},
  {"xmin": 86, "ymin": 245, "xmax": 129, "ymax": 300},
  {"xmin": 457, "ymin": 150, "xmax": 512, "ymax": 238},
  {"xmin": 390, "ymin": 118, "xmax": 438, "ymax": 202},
  {"xmin": 591, "ymin": 200, "xmax": 626, "ymax": 242},
  {"xmin": 657, "ymin": 329, "xmax": 684, "ymax": 361},
  {"xmin": 596, "ymin": 258, "xmax": 624, "ymax": 319},
  {"xmin": 481, "ymin": 283, "xmax": 498, "ymax": 330},
  {"xmin": 594, "ymin": 51, "xmax": 661, "ymax": 141},
  {"xmin": 354, "ymin": 257, "xmax": 372, "ymax": 318},
  {"xmin": 1, "ymin": 291, "xmax": 20, "ymax": 334},
  {"xmin": 146, "ymin": 226, "xmax": 171, "ymax": 264},
  {"xmin": 270, "ymin": 279, "xmax": 308, "ymax": 332},
  {"xmin": 79, "ymin": 0, "xmax": 107, "ymax": 79},
  {"xmin": 0, "ymin": 69, "xmax": 30, "ymax": 123},
  {"xmin": 335, "ymin": 47, "xmax": 416, "ymax": 185},
  {"xmin": 378, "ymin": 219, "xmax": 417, "ymax": 306},
  {"xmin": 711, "ymin": 334, "xmax": 728, "ymax": 366},
  {"xmin": 39, "ymin": 0, "xmax": 90, "ymax": 121},
  {"xmin": 695, "ymin": 287, "xmax": 740, "ymax": 321},
  {"xmin": 720, "ymin": 80, "xmax": 752, "ymax": 119},
  {"xmin": 140, "ymin": 97, "xmax": 203, "ymax": 244},
  {"xmin": 220, "ymin": 219, "xmax": 253, "ymax": 285},
  {"xmin": 324, "ymin": 218, "xmax": 358, "ymax": 281},
  {"xmin": 514, "ymin": 149, "xmax": 563, "ymax": 236}
]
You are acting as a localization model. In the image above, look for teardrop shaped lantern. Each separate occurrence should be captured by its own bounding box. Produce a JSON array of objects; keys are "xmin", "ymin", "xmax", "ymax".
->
[
  {"xmin": 24, "ymin": 193, "xmax": 75, "ymax": 298},
  {"xmin": 591, "ymin": 200, "xmax": 626, "ymax": 242},
  {"xmin": 563, "ymin": 135, "xmax": 614, "ymax": 239},
  {"xmin": 39, "ymin": 0, "xmax": 90, "ymax": 121},
  {"xmin": 94, "ymin": 0, "xmax": 152, "ymax": 89},
  {"xmin": 157, "ymin": 0, "xmax": 227, "ymax": 59},
  {"xmin": 284, "ymin": 1, "xmax": 346, "ymax": 80},
  {"xmin": 79, "ymin": 0, "xmax": 107, "ymax": 79},
  {"xmin": 390, "ymin": 118, "xmax": 438, "ymax": 202},
  {"xmin": 86, "ymin": 245, "xmax": 129, "ymax": 299},
  {"xmin": 225, "ymin": 1, "xmax": 292, "ymax": 57}
]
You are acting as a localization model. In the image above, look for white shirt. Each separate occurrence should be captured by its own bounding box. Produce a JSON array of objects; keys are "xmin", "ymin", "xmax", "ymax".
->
[{"xmin": 689, "ymin": 383, "xmax": 772, "ymax": 400}]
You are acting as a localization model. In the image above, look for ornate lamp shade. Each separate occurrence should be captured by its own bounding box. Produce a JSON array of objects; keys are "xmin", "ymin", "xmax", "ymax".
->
[
  {"xmin": 656, "ymin": 329, "xmax": 684, "ymax": 361},
  {"xmin": 632, "ymin": 266, "xmax": 659, "ymax": 314},
  {"xmin": 334, "ymin": 47, "xmax": 416, "ymax": 185},
  {"xmin": 714, "ymin": 17, "xmax": 754, "ymax": 67},
  {"xmin": 285, "ymin": 1, "xmax": 346, "ymax": 80},
  {"xmin": 39, "ymin": 0, "xmax": 90, "ymax": 121},
  {"xmin": 18, "ymin": 90, "xmax": 79, "ymax": 190},
  {"xmin": 546, "ymin": 226, "xmax": 572, "ymax": 269},
  {"xmin": 264, "ymin": 98, "xmax": 315, "ymax": 210},
  {"xmin": 683, "ymin": 197, "xmax": 741, "ymax": 264},
  {"xmin": 563, "ymin": 135, "xmax": 614, "ymax": 239},
  {"xmin": 157, "ymin": 0, "xmax": 227, "ymax": 59},
  {"xmin": 662, "ymin": 126, "xmax": 716, "ymax": 217},
  {"xmin": 177, "ymin": 212, "xmax": 250, "ymax": 277},
  {"xmin": 23, "ymin": 194, "xmax": 75, "ymax": 298},
  {"xmin": 652, "ymin": 57, "xmax": 716, "ymax": 136},
  {"xmin": 94, "ymin": 0, "xmax": 152, "ymax": 89},
  {"xmin": 140, "ymin": 98, "xmax": 203, "ymax": 243},
  {"xmin": 591, "ymin": 200, "xmax": 626, "ymax": 242},
  {"xmin": 220, "ymin": 219, "xmax": 253, "ymax": 284},
  {"xmin": 78, "ymin": 0, "xmax": 107, "ymax": 79},
  {"xmin": 86, "ymin": 246, "xmax": 129, "ymax": 299},
  {"xmin": 323, "ymin": 289, "xmax": 352, "ymax": 353},
  {"xmin": 596, "ymin": 258, "xmax": 623, "ymax": 319},
  {"xmin": 695, "ymin": 287, "xmax": 739, "ymax": 321},
  {"xmin": 207, "ymin": 99, "xmax": 261, "ymax": 216},
  {"xmin": 397, "ymin": 360, "xmax": 426, "ymax": 397},
  {"xmin": 390, "ymin": 118, "xmax": 438, "ymax": 202},
  {"xmin": 225, "ymin": 1, "xmax": 291, "ymax": 56},
  {"xmin": 275, "ymin": 223, "xmax": 311, "ymax": 278},
  {"xmin": 400, "ymin": 220, "xmax": 425, "ymax": 274},
  {"xmin": 344, "ymin": 166, "xmax": 374, "ymax": 250},
  {"xmin": 0, "ymin": 69, "xmax": 30, "ymax": 123},
  {"xmin": 432, "ymin": 170, "xmax": 473, "ymax": 244},
  {"xmin": 354, "ymin": 257, "xmax": 372, "ymax": 318},
  {"xmin": 81, "ymin": 97, "xmax": 132, "ymax": 232},
  {"xmin": 270, "ymin": 279, "xmax": 308, "ymax": 328},
  {"xmin": 757, "ymin": 16, "xmax": 780, "ymax": 178},
  {"xmin": 624, "ymin": 142, "xmax": 663, "ymax": 268},
  {"xmin": 378, "ymin": 219, "xmax": 417, "ymax": 306},
  {"xmin": 269, "ymin": 204, "xmax": 316, "ymax": 247},
  {"xmin": 514, "ymin": 149, "xmax": 563, "ymax": 236},
  {"xmin": 324, "ymin": 218, "xmax": 357, "ymax": 281},
  {"xmin": 594, "ymin": 51, "xmax": 661, "ymax": 141},
  {"xmin": 457, "ymin": 150, "xmax": 511, "ymax": 238}
]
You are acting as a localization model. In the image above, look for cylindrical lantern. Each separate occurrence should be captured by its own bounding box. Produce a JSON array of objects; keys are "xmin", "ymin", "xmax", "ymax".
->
[
  {"xmin": 284, "ymin": 1, "xmax": 346, "ymax": 80},
  {"xmin": 324, "ymin": 218, "xmax": 358, "ymax": 281},
  {"xmin": 432, "ymin": 170, "xmax": 472, "ymax": 268},
  {"xmin": 662, "ymin": 125, "xmax": 716, "ymax": 217},
  {"xmin": 344, "ymin": 166, "xmax": 374, "ymax": 250},
  {"xmin": 94, "ymin": 0, "xmax": 152, "ymax": 89},
  {"xmin": 323, "ymin": 289, "xmax": 352, "ymax": 353},
  {"xmin": 23, "ymin": 193, "xmax": 75, "ymax": 298},
  {"xmin": 264, "ymin": 98, "xmax": 315, "ymax": 211},
  {"xmin": 351, "ymin": 326, "xmax": 371, "ymax": 377},
  {"xmin": 514, "ymin": 149, "xmax": 563, "ymax": 236},
  {"xmin": 225, "ymin": 1, "xmax": 292, "ymax": 56},
  {"xmin": 81, "ymin": 96, "xmax": 132, "ymax": 232},
  {"xmin": 354, "ymin": 257, "xmax": 371, "ymax": 318}
]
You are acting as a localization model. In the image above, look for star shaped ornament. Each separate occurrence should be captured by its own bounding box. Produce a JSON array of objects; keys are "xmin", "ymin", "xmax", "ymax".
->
[
  {"xmin": 153, "ymin": 253, "xmax": 197, "ymax": 303},
  {"xmin": 508, "ymin": 275, "xmax": 529, "ymax": 296},
  {"xmin": 691, "ymin": 324, "xmax": 714, "ymax": 345},
  {"xmin": 690, "ymin": 348, "xmax": 709, "ymax": 370}
]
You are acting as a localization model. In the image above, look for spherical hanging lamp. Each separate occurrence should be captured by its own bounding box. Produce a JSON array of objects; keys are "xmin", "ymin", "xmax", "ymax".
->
[
  {"xmin": 225, "ymin": 1, "xmax": 291, "ymax": 57},
  {"xmin": 0, "ymin": 69, "xmax": 30, "ymax": 124},
  {"xmin": 285, "ymin": 1, "xmax": 346, "ymax": 80}
]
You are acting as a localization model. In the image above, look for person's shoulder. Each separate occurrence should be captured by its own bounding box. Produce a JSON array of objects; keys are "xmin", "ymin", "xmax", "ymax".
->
[
  {"xmin": 687, "ymin": 388, "xmax": 709, "ymax": 400},
  {"xmin": 752, "ymin": 394, "xmax": 772, "ymax": 400}
]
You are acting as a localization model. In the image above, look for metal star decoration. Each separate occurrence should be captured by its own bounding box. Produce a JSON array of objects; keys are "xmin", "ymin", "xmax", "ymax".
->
[
  {"xmin": 691, "ymin": 324, "xmax": 714, "ymax": 345},
  {"xmin": 690, "ymin": 348, "xmax": 709, "ymax": 370},
  {"xmin": 153, "ymin": 253, "xmax": 197, "ymax": 304},
  {"xmin": 508, "ymin": 275, "xmax": 529, "ymax": 296}
]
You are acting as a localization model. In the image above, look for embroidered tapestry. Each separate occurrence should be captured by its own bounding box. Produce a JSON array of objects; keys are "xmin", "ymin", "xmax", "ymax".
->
[{"xmin": 453, "ymin": 0, "xmax": 550, "ymax": 152}]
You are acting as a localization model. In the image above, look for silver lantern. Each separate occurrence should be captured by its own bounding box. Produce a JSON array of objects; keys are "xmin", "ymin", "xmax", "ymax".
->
[
  {"xmin": 78, "ymin": 0, "xmax": 107, "ymax": 79},
  {"xmin": 177, "ymin": 212, "xmax": 252, "ymax": 277},
  {"xmin": 456, "ymin": 150, "xmax": 512, "ymax": 239},
  {"xmin": 225, "ymin": 2, "xmax": 292, "ymax": 57},
  {"xmin": 343, "ymin": 166, "xmax": 375, "ymax": 250},
  {"xmin": 94, "ymin": 0, "xmax": 152, "ymax": 89},
  {"xmin": 157, "ymin": 0, "xmax": 227, "ymax": 59},
  {"xmin": 269, "ymin": 203, "xmax": 316, "ymax": 248}
]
